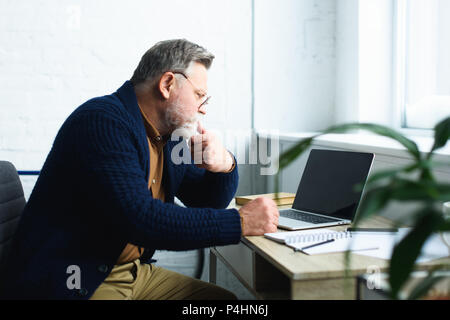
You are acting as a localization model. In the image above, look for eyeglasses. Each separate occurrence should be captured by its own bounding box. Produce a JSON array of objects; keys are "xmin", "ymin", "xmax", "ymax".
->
[{"xmin": 172, "ymin": 71, "xmax": 211, "ymax": 111}]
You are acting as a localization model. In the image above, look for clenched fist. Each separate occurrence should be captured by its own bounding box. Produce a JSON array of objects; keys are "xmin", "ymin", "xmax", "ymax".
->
[
  {"xmin": 189, "ymin": 122, "xmax": 234, "ymax": 173},
  {"xmin": 238, "ymin": 197, "xmax": 279, "ymax": 236}
]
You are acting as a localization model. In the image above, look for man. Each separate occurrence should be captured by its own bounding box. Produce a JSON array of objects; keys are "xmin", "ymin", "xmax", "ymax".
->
[{"xmin": 0, "ymin": 39, "xmax": 279, "ymax": 300}]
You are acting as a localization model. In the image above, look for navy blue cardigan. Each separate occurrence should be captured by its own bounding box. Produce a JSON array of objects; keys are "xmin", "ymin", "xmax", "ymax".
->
[{"xmin": 1, "ymin": 81, "xmax": 241, "ymax": 300}]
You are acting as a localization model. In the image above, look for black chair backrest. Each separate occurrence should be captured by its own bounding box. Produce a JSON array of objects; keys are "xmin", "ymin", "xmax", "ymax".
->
[{"xmin": 0, "ymin": 161, "xmax": 26, "ymax": 274}]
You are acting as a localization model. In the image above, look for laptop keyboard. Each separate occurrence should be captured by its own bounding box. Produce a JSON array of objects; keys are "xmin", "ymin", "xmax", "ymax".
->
[{"xmin": 280, "ymin": 209, "xmax": 339, "ymax": 224}]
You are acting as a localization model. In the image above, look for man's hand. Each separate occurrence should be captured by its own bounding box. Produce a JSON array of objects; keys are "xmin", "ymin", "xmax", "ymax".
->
[
  {"xmin": 190, "ymin": 122, "xmax": 234, "ymax": 173},
  {"xmin": 238, "ymin": 197, "xmax": 279, "ymax": 236}
]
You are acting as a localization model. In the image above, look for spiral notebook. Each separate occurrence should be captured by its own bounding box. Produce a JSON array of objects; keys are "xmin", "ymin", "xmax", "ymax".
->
[{"xmin": 264, "ymin": 229, "xmax": 380, "ymax": 255}]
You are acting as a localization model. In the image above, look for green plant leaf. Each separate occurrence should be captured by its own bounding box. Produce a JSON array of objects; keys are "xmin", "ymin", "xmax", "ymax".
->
[
  {"xmin": 353, "ymin": 162, "xmax": 427, "ymax": 194},
  {"xmin": 430, "ymin": 116, "xmax": 450, "ymax": 153},
  {"xmin": 278, "ymin": 137, "xmax": 314, "ymax": 170},
  {"xmin": 435, "ymin": 183, "xmax": 450, "ymax": 201},
  {"xmin": 353, "ymin": 186, "xmax": 392, "ymax": 225},
  {"xmin": 407, "ymin": 273, "xmax": 446, "ymax": 300},
  {"xmin": 390, "ymin": 180, "xmax": 438, "ymax": 201},
  {"xmin": 365, "ymin": 163, "xmax": 421, "ymax": 185},
  {"xmin": 420, "ymin": 168, "xmax": 435, "ymax": 183},
  {"xmin": 386, "ymin": 179, "xmax": 450, "ymax": 202},
  {"xmin": 388, "ymin": 209, "xmax": 443, "ymax": 299},
  {"xmin": 278, "ymin": 122, "xmax": 423, "ymax": 173},
  {"xmin": 323, "ymin": 123, "xmax": 422, "ymax": 161},
  {"xmin": 437, "ymin": 219, "xmax": 450, "ymax": 231},
  {"xmin": 349, "ymin": 175, "xmax": 450, "ymax": 226}
]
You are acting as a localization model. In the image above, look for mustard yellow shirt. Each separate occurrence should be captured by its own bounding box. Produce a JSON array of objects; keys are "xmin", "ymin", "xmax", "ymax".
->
[{"xmin": 117, "ymin": 105, "xmax": 166, "ymax": 264}]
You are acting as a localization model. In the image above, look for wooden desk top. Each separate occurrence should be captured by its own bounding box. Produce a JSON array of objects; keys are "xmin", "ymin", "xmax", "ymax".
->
[{"xmin": 228, "ymin": 200, "xmax": 450, "ymax": 281}]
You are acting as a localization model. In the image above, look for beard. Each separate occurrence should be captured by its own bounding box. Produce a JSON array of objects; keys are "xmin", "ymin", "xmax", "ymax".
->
[{"xmin": 165, "ymin": 98, "xmax": 204, "ymax": 141}]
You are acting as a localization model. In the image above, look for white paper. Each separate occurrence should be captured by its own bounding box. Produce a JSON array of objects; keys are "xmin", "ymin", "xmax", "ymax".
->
[
  {"xmin": 292, "ymin": 237, "xmax": 380, "ymax": 255},
  {"xmin": 265, "ymin": 228, "xmax": 450, "ymax": 259},
  {"xmin": 354, "ymin": 230, "xmax": 450, "ymax": 263},
  {"xmin": 265, "ymin": 229, "xmax": 380, "ymax": 255}
]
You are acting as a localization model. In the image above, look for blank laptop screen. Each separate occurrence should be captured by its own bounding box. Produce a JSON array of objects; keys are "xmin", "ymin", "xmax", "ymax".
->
[{"xmin": 292, "ymin": 149, "xmax": 374, "ymax": 220}]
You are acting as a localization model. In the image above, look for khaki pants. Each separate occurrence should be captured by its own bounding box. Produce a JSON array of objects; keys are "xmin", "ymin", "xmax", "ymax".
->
[{"xmin": 90, "ymin": 259, "xmax": 236, "ymax": 300}]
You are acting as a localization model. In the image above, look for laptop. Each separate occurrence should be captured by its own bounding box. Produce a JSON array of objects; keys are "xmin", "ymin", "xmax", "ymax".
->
[{"xmin": 278, "ymin": 149, "xmax": 375, "ymax": 230}]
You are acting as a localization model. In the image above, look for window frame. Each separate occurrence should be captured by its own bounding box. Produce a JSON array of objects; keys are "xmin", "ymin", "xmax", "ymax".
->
[
  {"xmin": 393, "ymin": 0, "xmax": 446, "ymax": 135},
  {"xmin": 393, "ymin": 0, "xmax": 407, "ymax": 130}
]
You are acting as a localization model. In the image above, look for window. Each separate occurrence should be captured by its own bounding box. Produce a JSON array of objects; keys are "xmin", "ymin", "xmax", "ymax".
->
[{"xmin": 396, "ymin": 0, "xmax": 450, "ymax": 130}]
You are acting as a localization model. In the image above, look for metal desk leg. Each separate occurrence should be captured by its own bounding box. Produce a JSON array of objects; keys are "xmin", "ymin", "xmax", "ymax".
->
[{"xmin": 209, "ymin": 248, "xmax": 217, "ymax": 284}]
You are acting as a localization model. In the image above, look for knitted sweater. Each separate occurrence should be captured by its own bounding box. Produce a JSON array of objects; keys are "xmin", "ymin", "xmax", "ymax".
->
[{"xmin": 0, "ymin": 81, "xmax": 241, "ymax": 300}]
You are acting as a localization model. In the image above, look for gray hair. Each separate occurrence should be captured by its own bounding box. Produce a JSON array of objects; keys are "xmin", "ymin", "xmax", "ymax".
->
[{"xmin": 130, "ymin": 39, "xmax": 215, "ymax": 86}]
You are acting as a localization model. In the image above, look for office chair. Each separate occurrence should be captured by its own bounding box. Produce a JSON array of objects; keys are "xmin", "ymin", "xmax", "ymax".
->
[{"xmin": 0, "ymin": 161, "xmax": 26, "ymax": 277}]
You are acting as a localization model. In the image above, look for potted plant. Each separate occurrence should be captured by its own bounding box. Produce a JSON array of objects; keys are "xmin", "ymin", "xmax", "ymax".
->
[{"xmin": 276, "ymin": 117, "xmax": 450, "ymax": 299}]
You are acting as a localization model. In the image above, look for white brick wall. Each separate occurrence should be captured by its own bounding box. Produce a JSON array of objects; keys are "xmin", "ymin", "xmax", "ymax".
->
[
  {"xmin": 0, "ymin": 0, "xmax": 336, "ymax": 197},
  {"xmin": 0, "ymin": 0, "xmax": 253, "ymax": 196}
]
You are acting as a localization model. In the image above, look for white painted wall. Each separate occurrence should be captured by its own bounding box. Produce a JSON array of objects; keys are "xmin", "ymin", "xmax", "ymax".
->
[
  {"xmin": 334, "ymin": 0, "xmax": 359, "ymax": 125},
  {"xmin": 335, "ymin": 0, "xmax": 395, "ymax": 126},
  {"xmin": 253, "ymin": 0, "xmax": 336, "ymax": 132},
  {"xmin": 358, "ymin": 0, "xmax": 394, "ymax": 125},
  {"xmin": 0, "ymin": 0, "xmax": 253, "ymax": 174}
]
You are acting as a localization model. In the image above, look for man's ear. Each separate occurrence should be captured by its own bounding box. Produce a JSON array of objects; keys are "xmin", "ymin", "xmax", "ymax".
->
[{"xmin": 158, "ymin": 72, "xmax": 176, "ymax": 100}]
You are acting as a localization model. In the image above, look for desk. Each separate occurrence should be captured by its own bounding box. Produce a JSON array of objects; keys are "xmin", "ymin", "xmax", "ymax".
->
[{"xmin": 209, "ymin": 201, "xmax": 450, "ymax": 299}]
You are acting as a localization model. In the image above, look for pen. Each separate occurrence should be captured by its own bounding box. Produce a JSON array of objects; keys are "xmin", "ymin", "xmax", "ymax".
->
[
  {"xmin": 347, "ymin": 227, "xmax": 398, "ymax": 233},
  {"xmin": 294, "ymin": 239, "xmax": 335, "ymax": 252}
]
